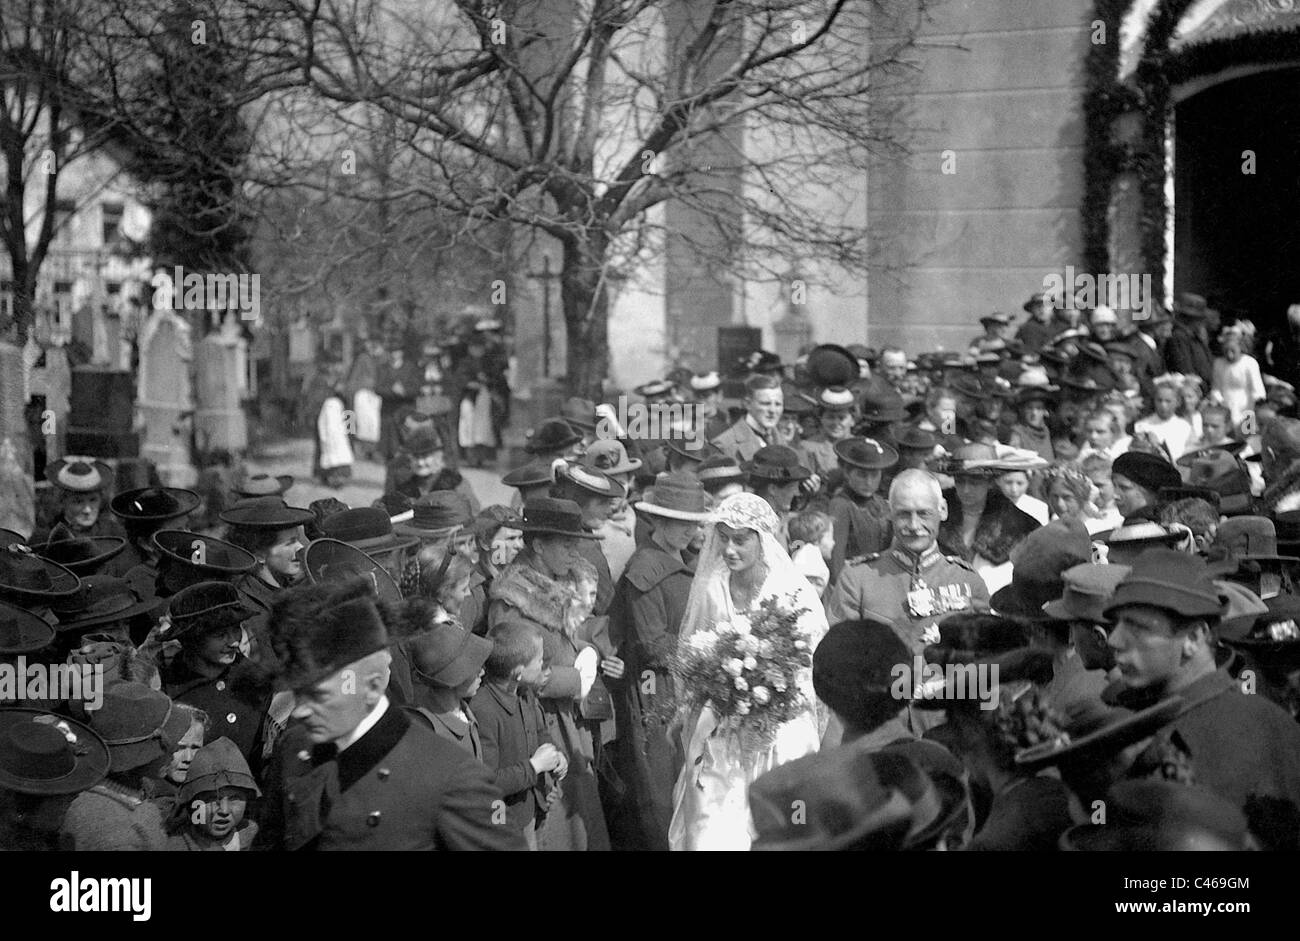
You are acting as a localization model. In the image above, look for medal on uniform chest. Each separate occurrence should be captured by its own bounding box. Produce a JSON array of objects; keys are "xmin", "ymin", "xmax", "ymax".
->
[{"xmin": 906, "ymin": 575, "xmax": 934, "ymax": 618}]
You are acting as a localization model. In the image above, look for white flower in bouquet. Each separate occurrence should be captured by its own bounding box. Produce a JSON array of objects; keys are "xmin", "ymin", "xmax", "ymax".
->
[
  {"xmin": 794, "ymin": 638, "xmax": 808, "ymax": 650},
  {"xmin": 773, "ymin": 676, "xmax": 788, "ymax": 692},
  {"xmin": 732, "ymin": 615, "xmax": 752, "ymax": 637},
  {"xmin": 734, "ymin": 676, "xmax": 749, "ymax": 691},
  {"xmin": 714, "ymin": 621, "xmax": 736, "ymax": 635},
  {"xmin": 738, "ymin": 635, "xmax": 760, "ymax": 655},
  {"xmin": 742, "ymin": 655, "xmax": 758, "ymax": 671},
  {"xmin": 752, "ymin": 686, "xmax": 771, "ymax": 705},
  {"xmin": 688, "ymin": 631, "xmax": 718, "ymax": 653},
  {"xmin": 735, "ymin": 700, "xmax": 751, "ymax": 715},
  {"xmin": 724, "ymin": 657, "xmax": 745, "ymax": 677},
  {"xmin": 758, "ymin": 639, "xmax": 774, "ymax": 657}
]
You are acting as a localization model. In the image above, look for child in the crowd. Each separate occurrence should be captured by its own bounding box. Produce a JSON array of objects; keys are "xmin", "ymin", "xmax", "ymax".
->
[
  {"xmin": 1008, "ymin": 390, "xmax": 1055, "ymax": 462},
  {"xmin": 1135, "ymin": 376, "xmax": 1193, "ymax": 460},
  {"xmin": 471, "ymin": 620, "xmax": 567, "ymax": 850},
  {"xmin": 1080, "ymin": 454, "xmax": 1124, "ymax": 535},
  {"xmin": 1159, "ymin": 498, "xmax": 1220, "ymax": 554},
  {"xmin": 165, "ymin": 737, "xmax": 260, "ymax": 851},
  {"xmin": 1177, "ymin": 373, "xmax": 1205, "ymax": 442},
  {"xmin": 1213, "ymin": 324, "xmax": 1265, "ymax": 430},
  {"xmin": 568, "ymin": 559, "xmax": 622, "ymax": 743},
  {"xmin": 1195, "ymin": 402, "xmax": 1235, "ymax": 449},
  {"xmin": 786, "ymin": 509, "xmax": 833, "ymax": 596},
  {"xmin": 405, "ymin": 600, "xmax": 492, "ymax": 759},
  {"xmin": 996, "ymin": 469, "xmax": 1048, "ymax": 525},
  {"xmin": 147, "ymin": 703, "xmax": 209, "ymax": 813},
  {"xmin": 1076, "ymin": 409, "xmax": 1130, "ymax": 463}
]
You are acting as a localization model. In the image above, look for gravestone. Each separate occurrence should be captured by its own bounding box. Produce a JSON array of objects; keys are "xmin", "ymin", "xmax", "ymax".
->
[
  {"xmin": 194, "ymin": 322, "xmax": 248, "ymax": 457},
  {"xmin": 137, "ymin": 309, "xmax": 195, "ymax": 486}
]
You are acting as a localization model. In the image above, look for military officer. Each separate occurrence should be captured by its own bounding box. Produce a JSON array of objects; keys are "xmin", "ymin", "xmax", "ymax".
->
[
  {"xmin": 828, "ymin": 468, "xmax": 989, "ymax": 655},
  {"xmin": 827, "ymin": 437, "xmax": 898, "ymax": 583}
]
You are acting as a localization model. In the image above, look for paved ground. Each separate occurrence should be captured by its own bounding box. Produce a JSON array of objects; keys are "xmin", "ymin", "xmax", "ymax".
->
[{"xmin": 242, "ymin": 437, "xmax": 514, "ymax": 510}]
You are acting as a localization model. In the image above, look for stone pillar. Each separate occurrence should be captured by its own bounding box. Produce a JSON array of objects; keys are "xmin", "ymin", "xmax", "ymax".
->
[
  {"xmin": 0, "ymin": 341, "xmax": 36, "ymax": 538},
  {"xmin": 137, "ymin": 309, "xmax": 196, "ymax": 487}
]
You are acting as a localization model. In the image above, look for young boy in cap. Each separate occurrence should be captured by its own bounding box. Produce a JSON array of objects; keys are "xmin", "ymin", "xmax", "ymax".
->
[
  {"xmin": 472, "ymin": 619, "xmax": 567, "ymax": 850},
  {"xmin": 405, "ymin": 615, "xmax": 493, "ymax": 759}
]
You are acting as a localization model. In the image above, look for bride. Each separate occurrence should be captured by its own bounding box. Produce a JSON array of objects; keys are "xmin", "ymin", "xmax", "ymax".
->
[{"xmin": 668, "ymin": 492, "xmax": 828, "ymax": 851}]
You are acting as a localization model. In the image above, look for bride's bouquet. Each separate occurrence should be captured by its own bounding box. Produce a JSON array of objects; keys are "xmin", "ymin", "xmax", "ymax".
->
[{"xmin": 672, "ymin": 594, "xmax": 812, "ymax": 748}]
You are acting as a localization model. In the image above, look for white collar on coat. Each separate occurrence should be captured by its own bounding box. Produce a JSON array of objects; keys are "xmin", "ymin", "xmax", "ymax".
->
[{"xmin": 336, "ymin": 695, "xmax": 389, "ymax": 753}]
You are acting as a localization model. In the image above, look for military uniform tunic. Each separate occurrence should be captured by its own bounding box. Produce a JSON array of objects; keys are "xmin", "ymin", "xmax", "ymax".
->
[{"xmin": 825, "ymin": 544, "xmax": 990, "ymax": 655}]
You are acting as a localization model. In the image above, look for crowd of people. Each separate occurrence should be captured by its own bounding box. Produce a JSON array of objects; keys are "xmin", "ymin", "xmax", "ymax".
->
[{"xmin": 5, "ymin": 289, "xmax": 1300, "ymax": 852}]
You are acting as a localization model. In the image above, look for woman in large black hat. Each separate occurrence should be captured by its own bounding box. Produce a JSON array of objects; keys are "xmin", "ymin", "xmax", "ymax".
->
[
  {"xmin": 0, "ymin": 708, "xmax": 110, "ymax": 850},
  {"xmin": 741, "ymin": 444, "xmax": 812, "ymax": 523},
  {"xmin": 220, "ymin": 496, "xmax": 316, "ymax": 606},
  {"xmin": 47, "ymin": 576, "xmax": 157, "ymax": 655},
  {"xmin": 61, "ymin": 681, "xmax": 192, "ymax": 850},
  {"xmin": 156, "ymin": 581, "xmax": 274, "ymax": 773},
  {"xmin": 36, "ymin": 457, "xmax": 126, "ymax": 543},
  {"xmin": 549, "ymin": 463, "xmax": 626, "ymax": 616},
  {"xmin": 34, "ymin": 524, "xmax": 126, "ymax": 579},
  {"xmin": 608, "ymin": 472, "xmax": 710, "ymax": 850},
  {"xmin": 0, "ymin": 544, "xmax": 80, "ymax": 625},
  {"xmin": 488, "ymin": 496, "xmax": 611, "ymax": 851},
  {"xmin": 827, "ymin": 436, "xmax": 898, "ymax": 581},
  {"xmin": 107, "ymin": 486, "xmax": 202, "ymax": 578},
  {"xmin": 389, "ymin": 424, "xmax": 481, "ymax": 511}
]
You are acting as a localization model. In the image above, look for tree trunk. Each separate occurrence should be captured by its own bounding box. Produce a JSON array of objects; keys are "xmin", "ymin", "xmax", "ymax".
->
[{"xmin": 560, "ymin": 240, "xmax": 610, "ymax": 401}]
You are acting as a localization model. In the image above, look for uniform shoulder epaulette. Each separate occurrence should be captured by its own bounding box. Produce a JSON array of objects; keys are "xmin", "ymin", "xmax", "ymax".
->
[
  {"xmin": 846, "ymin": 552, "xmax": 881, "ymax": 566},
  {"xmin": 943, "ymin": 554, "xmax": 976, "ymax": 571}
]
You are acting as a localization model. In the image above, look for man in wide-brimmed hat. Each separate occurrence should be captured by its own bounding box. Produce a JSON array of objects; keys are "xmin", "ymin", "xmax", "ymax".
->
[
  {"xmin": 259, "ymin": 577, "xmax": 522, "ymax": 850},
  {"xmin": 1103, "ymin": 548, "xmax": 1300, "ymax": 833},
  {"xmin": 37, "ymin": 457, "xmax": 125, "ymax": 543},
  {"xmin": 106, "ymin": 486, "xmax": 202, "ymax": 579},
  {"xmin": 827, "ymin": 437, "xmax": 898, "ymax": 581},
  {"xmin": 157, "ymin": 580, "xmax": 272, "ymax": 770},
  {"xmin": 608, "ymin": 472, "xmax": 709, "ymax": 849},
  {"xmin": 524, "ymin": 417, "xmax": 585, "ymax": 464}
]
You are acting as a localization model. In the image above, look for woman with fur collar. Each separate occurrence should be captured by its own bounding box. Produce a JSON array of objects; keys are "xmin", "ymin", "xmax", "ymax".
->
[{"xmin": 488, "ymin": 497, "xmax": 615, "ymax": 851}]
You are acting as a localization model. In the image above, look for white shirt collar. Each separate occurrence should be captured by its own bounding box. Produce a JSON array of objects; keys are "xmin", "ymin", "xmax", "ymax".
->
[{"xmin": 336, "ymin": 695, "xmax": 389, "ymax": 753}]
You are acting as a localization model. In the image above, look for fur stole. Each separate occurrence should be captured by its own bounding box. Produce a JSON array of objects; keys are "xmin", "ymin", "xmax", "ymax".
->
[{"xmin": 490, "ymin": 549, "xmax": 581, "ymax": 636}]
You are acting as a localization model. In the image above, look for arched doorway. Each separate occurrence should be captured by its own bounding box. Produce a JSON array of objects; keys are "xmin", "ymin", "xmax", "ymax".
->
[{"xmin": 1173, "ymin": 65, "xmax": 1300, "ymax": 323}]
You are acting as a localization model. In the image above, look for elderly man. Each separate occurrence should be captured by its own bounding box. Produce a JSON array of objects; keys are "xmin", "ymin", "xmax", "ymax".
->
[
  {"xmin": 828, "ymin": 469, "xmax": 990, "ymax": 654},
  {"xmin": 824, "ymin": 470, "xmax": 990, "ymax": 744},
  {"xmin": 261, "ymin": 577, "xmax": 523, "ymax": 850},
  {"xmin": 710, "ymin": 373, "xmax": 783, "ymax": 463},
  {"xmin": 1104, "ymin": 548, "xmax": 1300, "ymax": 847}
]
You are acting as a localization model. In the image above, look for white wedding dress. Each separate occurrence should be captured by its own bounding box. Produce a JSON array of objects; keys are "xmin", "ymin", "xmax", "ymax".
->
[{"xmin": 668, "ymin": 494, "xmax": 828, "ymax": 851}]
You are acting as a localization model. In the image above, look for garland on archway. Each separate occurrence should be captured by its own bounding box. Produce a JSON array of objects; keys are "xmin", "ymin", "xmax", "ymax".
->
[{"xmin": 1085, "ymin": 0, "xmax": 1299, "ymax": 306}]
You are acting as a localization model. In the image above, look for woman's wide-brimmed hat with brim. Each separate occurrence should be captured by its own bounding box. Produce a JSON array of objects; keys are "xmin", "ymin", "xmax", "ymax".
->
[
  {"xmin": 45, "ymin": 457, "xmax": 114, "ymax": 494},
  {"xmin": 581, "ymin": 439, "xmax": 642, "ymax": 476},
  {"xmin": 153, "ymin": 530, "xmax": 258, "ymax": 597},
  {"xmin": 231, "ymin": 473, "xmax": 294, "ymax": 499},
  {"xmin": 741, "ymin": 445, "xmax": 812, "ymax": 484},
  {"xmin": 34, "ymin": 525, "xmax": 126, "ymax": 576},
  {"xmin": 0, "ymin": 600, "xmax": 57, "ymax": 655},
  {"xmin": 1014, "ymin": 695, "xmax": 1185, "ymax": 773},
  {"xmin": 1059, "ymin": 780, "xmax": 1250, "ymax": 851},
  {"xmin": 49, "ymin": 576, "xmax": 157, "ymax": 636},
  {"xmin": 303, "ymin": 538, "xmax": 403, "ymax": 604},
  {"xmin": 1218, "ymin": 592, "xmax": 1300, "ymax": 667},
  {"xmin": 501, "ymin": 459, "xmax": 557, "ymax": 490},
  {"xmin": 634, "ymin": 472, "xmax": 710, "ymax": 522},
  {"xmin": 319, "ymin": 507, "xmax": 420, "ymax": 557},
  {"xmin": 524, "ymin": 419, "xmax": 583, "ymax": 455},
  {"xmin": 0, "ymin": 545, "xmax": 81, "ymax": 605},
  {"xmin": 87, "ymin": 681, "xmax": 192, "ymax": 774},
  {"xmin": 219, "ymin": 495, "xmax": 317, "ymax": 531},
  {"xmin": 395, "ymin": 491, "xmax": 475, "ymax": 541},
  {"xmin": 517, "ymin": 497, "xmax": 603, "ymax": 540},
  {"xmin": 110, "ymin": 487, "xmax": 202, "ymax": 527},
  {"xmin": 555, "ymin": 462, "xmax": 627, "ymax": 500},
  {"xmin": 0, "ymin": 709, "xmax": 110, "ymax": 796},
  {"xmin": 933, "ymin": 443, "xmax": 1002, "ymax": 479}
]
